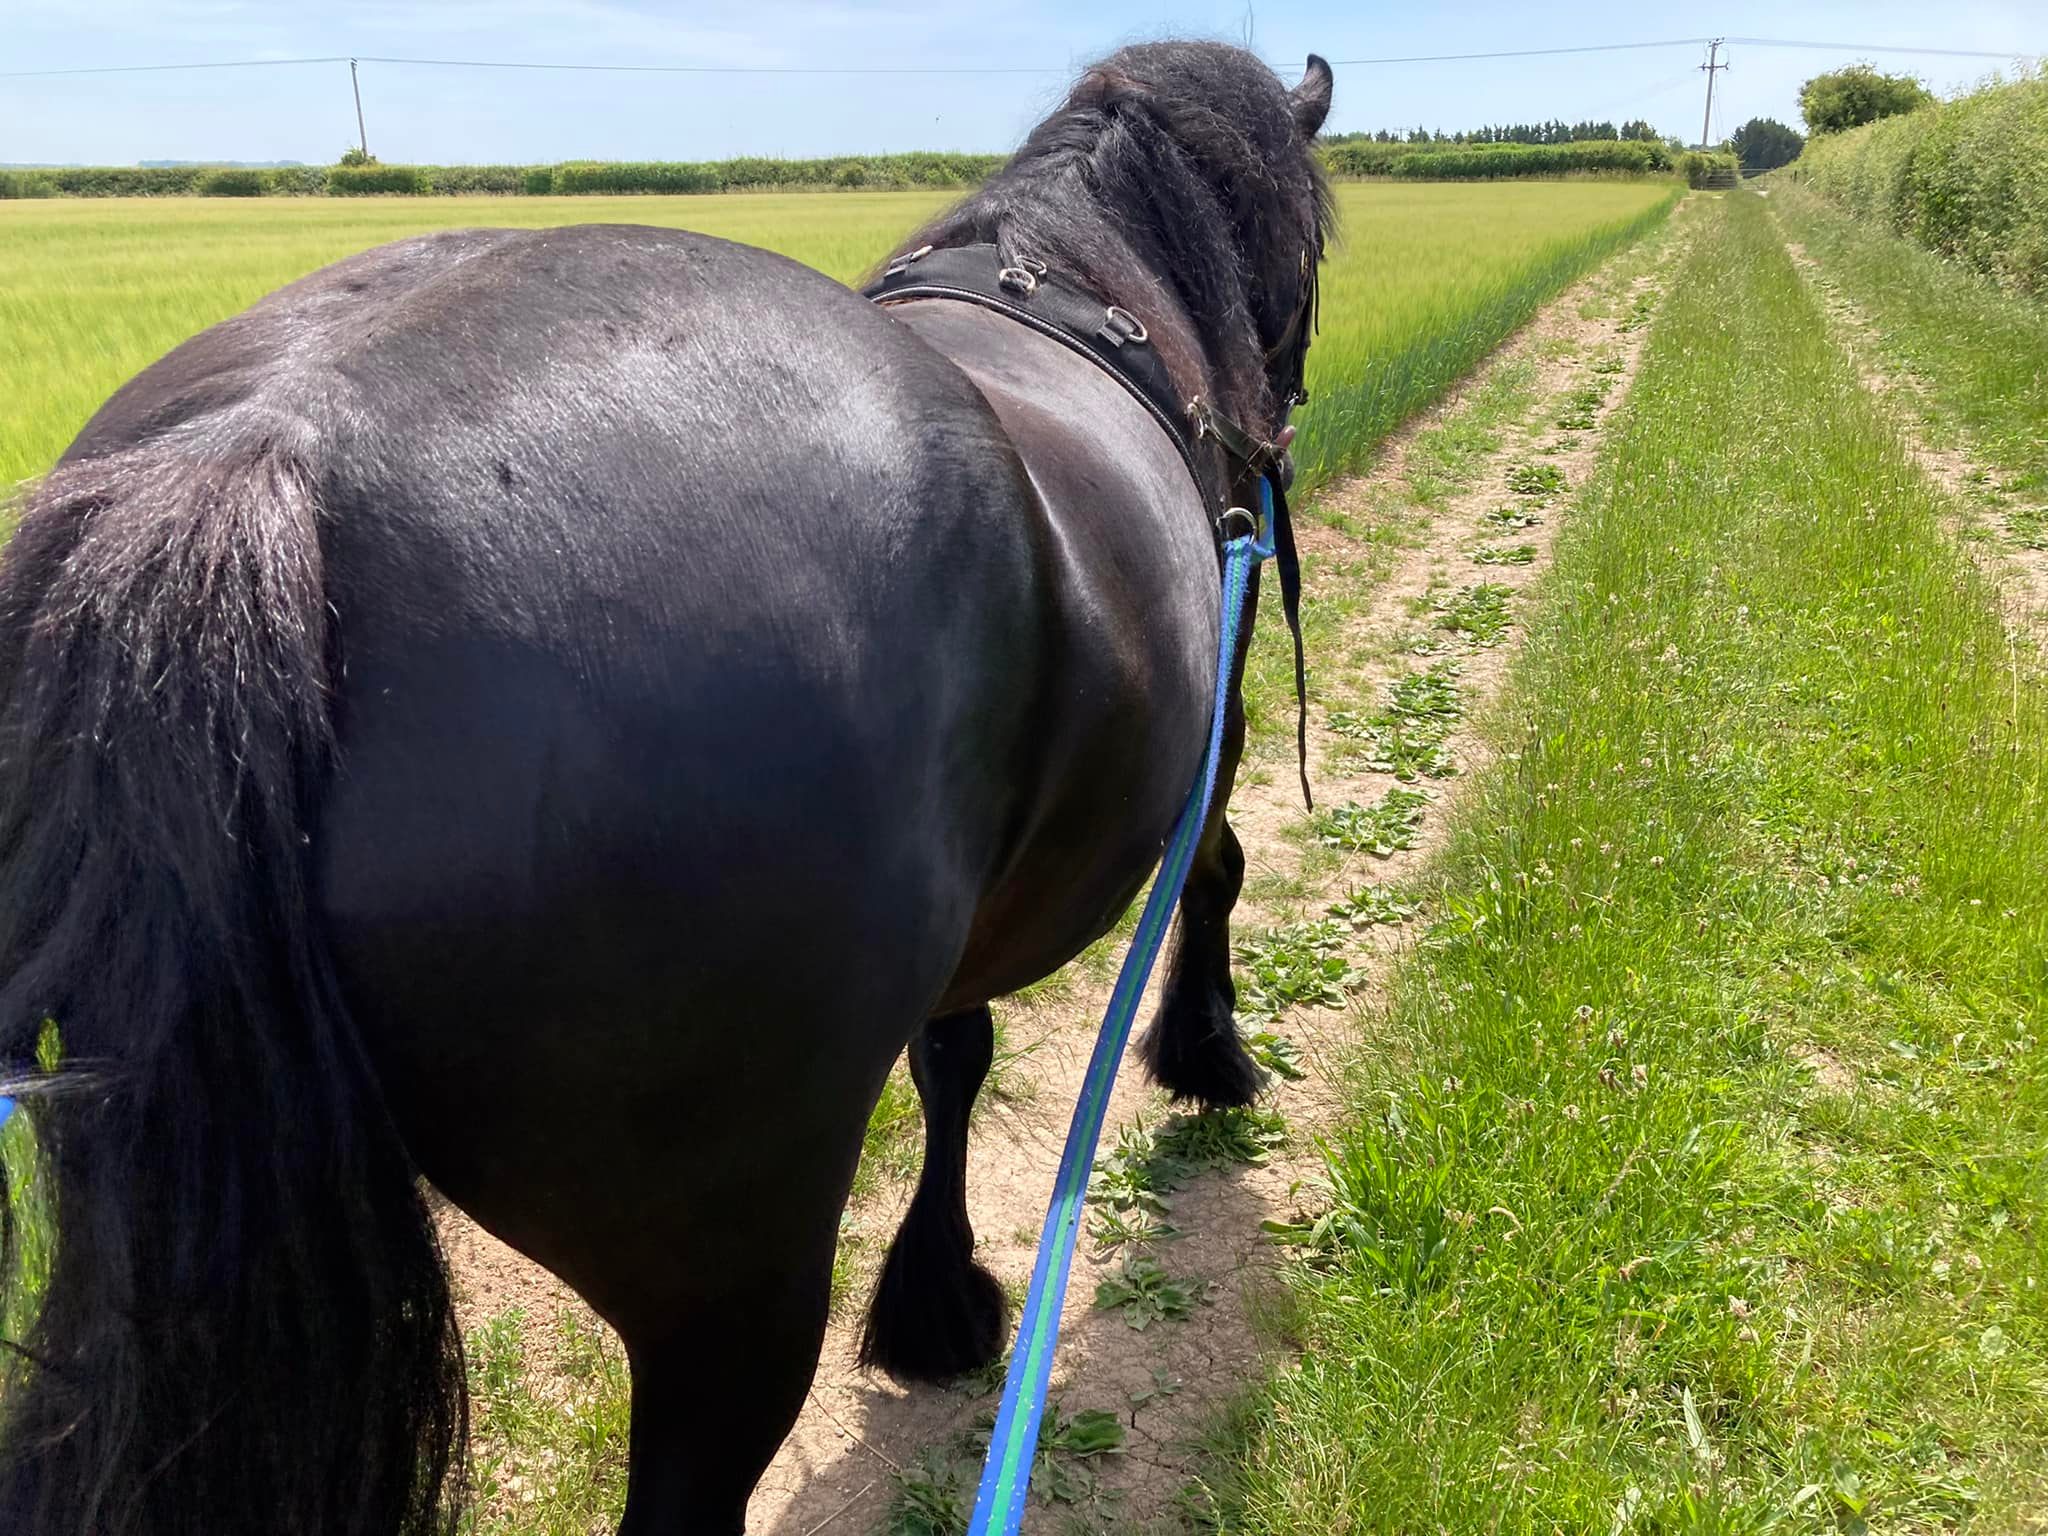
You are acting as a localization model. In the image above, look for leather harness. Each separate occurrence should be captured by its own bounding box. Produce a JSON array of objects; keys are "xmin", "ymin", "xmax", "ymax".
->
[{"xmin": 863, "ymin": 242, "xmax": 1313, "ymax": 807}]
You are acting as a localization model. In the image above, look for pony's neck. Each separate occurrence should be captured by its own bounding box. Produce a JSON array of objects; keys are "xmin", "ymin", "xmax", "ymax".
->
[{"xmin": 905, "ymin": 127, "xmax": 1271, "ymax": 434}]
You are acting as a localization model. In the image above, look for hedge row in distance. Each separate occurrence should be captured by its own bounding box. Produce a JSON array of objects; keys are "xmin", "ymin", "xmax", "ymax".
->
[
  {"xmin": 1793, "ymin": 69, "xmax": 2048, "ymax": 295},
  {"xmin": 0, "ymin": 151, "xmax": 1009, "ymax": 200}
]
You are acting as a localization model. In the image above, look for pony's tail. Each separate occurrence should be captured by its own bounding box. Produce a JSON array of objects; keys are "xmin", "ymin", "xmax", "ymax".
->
[{"xmin": 0, "ymin": 439, "xmax": 466, "ymax": 1535}]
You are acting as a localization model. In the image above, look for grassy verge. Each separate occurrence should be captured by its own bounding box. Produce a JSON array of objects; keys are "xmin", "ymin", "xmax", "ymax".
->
[
  {"xmin": 1769, "ymin": 178, "xmax": 2048, "ymax": 518},
  {"xmin": 1218, "ymin": 192, "xmax": 2048, "ymax": 1530}
]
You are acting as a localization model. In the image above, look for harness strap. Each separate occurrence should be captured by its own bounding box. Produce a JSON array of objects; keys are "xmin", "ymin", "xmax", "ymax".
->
[
  {"xmin": 1267, "ymin": 470, "xmax": 1314, "ymax": 811},
  {"xmin": 865, "ymin": 245, "xmax": 1208, "ymax": 497}
]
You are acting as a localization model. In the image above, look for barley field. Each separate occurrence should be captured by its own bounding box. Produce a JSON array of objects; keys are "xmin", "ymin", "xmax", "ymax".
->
[{"xmin": 0, "ymin": 180, "xmax": 1674, "ymax": 487}]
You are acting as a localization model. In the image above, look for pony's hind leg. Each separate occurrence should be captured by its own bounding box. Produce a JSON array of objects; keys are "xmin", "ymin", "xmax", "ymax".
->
[
  {"xmin": 615, "ymin": 1245, "xmax": 837, "ymax": 1536},
  {"xmin": 1140, "ymin": 808, "xmax": 1262, "ymax": 1107},
  {"xmin": 858, "ymin": 1006, "xmax": 1008, "ymax": 1381},
  {"xmin": 1139, "ymin": 608, "xmax": 1263, "ymax": 1109}
]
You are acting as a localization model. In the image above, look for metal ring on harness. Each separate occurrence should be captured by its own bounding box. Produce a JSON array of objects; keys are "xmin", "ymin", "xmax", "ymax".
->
[
  {"xmin": 1102, "ymin": 305, "xmax": 1148, "ymax": 344},
  {"xmin": 997, "ymin": 257, "xmax": 1047, "ymax": 296},
  {"xmin": 1217, "ymin": 505, "xmax": 1258, "ymax": 542}
]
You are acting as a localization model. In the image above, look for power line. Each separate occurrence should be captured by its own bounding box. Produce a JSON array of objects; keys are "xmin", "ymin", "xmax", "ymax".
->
[
  {"xmin": 1, "ymin": 35, "xmax": 2038, "ymax": 82},
  {"xmin": 1, "ymin": 56, "xmax": 349, "ymax": 78},
  {"xmin": 0, "ymin": 54, "xmax": 1068, "ymax": 80},
  {"xmin": 1324, "ymin": 39, "xmax": 1709, "ymax": 66},
  {"xmin": 1725, "ymin": 36, "xmax": 2040, "ymax": 60},
  {"xmin": 351, "ymin": 55, "xmax": 1065, "ymax": 76}
]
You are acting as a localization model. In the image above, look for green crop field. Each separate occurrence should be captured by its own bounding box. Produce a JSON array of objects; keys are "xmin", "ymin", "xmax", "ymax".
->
[{"xmin": 0, "ymin": 179, "xmax": 1673, "ymax": 488}]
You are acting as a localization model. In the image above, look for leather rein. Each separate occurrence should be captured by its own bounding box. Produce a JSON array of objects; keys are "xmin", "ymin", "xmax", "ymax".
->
[{"xmin": 864, "ymin": 243, "xmax": 1314, "ymax": 808}]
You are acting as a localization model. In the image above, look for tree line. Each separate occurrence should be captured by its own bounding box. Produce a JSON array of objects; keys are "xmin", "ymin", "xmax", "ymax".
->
[{"xmin": 1326, "ymin": 120, "xmax": 1665, "ymax": 147}]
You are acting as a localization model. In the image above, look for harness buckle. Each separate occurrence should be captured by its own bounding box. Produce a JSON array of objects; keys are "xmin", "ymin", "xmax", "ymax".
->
[
  {"xmin": 997, "ymin": 256, "xmax": 1047, "ymax": 296},
  {"xmin": 1098, "ymin": 306, "xmax": 1148, "ymax": 346},
  {"xmin": 883, "ymin": 244, "xmax": 933, "ymax": 279},
  {"xmin": 1217, "ymin": 505, "xmax": 1259, "ymax": 542}
]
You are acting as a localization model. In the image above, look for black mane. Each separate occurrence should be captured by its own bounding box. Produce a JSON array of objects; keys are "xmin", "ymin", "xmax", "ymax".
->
[{"xmin": 897, "ymin": 40, "xmax": 1333, "ymax": 437}]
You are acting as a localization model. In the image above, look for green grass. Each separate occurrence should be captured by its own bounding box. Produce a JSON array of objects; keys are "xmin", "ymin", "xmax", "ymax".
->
[
  {"xmin": 0, "ymin": 190, "xmax": 950, "ymax": 485},
  {"xmin": 1, "ymin": 180, "xmax": 1674, "ymax": 490},
  {"xmin": 1434, "ymin": 582, "xmax": 1515, "ymax": 645},
  {"xmin": 1769, "ymin": 178, "xmax": 2048, "ymax": 511},
  {"xmin": 1328, "ymin": 661, "xmax": 1463, "ymax": 780},
  {"xmin": 1216, "ymin": 191, "xmax": 2048, "ymax": 1533},
  {"xmin": 464, "ymin": 1305, "xmax": 632, "ymax": 1534},
  {"xmin": 884, "ymin": 1403, "xmax": 1128, "ymax": 1533}
]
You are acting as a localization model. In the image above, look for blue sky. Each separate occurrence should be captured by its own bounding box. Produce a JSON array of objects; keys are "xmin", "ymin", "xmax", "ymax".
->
[{"xmin": 2, "ymin": 1, "xmax": 2039, "ymax": 165}]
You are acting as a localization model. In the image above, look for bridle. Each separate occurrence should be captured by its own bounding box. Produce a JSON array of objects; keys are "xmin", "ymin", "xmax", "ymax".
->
[{"xmin": 864, "ymin": 241, "xmax": 1319, "ymax": 806}]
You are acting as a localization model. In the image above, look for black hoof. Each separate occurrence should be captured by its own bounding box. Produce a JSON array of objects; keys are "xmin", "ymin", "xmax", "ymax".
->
[
  {"xmin": 1138, "ymin": 993, "xmax": 1262, "ymax": 1109},
  {"xmin": 858, "ymin": 1212, "xmax": 1008, "ymax": 1384}
]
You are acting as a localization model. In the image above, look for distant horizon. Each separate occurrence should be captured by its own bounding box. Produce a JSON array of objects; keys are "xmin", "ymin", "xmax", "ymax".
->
[
  {"xmin": 0, "ymin": 117, "xmax": 1728, "ymax": 171},
  {"xmin": 4, "ymin": 3, "xmax": 2038, "ymax": 167}
]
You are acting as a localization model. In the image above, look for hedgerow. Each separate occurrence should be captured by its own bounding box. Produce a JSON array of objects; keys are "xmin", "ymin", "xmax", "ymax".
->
[
  {"xmin": 1322, "ymin": 139, "xmax": 1677, "ymax": 181},
  {"xmin": 1794, "ymin": 69, "xmax": 2048, "ymax": 295},
  {"xmin": 326, "ymin": 163, "xmax": 429, "ymax": 195},
  {"xmin": 195, "ymin": 169, "xmax": 266, "ymax": 197},
  {"xmin": 1676, "ymin": 150, "xmax": 1739, "ymax": 188},
  {"xmin": 0, "ymin": 150, "xmax": 1013, "ymax": 199}
]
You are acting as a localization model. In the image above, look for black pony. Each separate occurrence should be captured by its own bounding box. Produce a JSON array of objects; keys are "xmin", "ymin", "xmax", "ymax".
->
[{"xmin": 0, "ymin": 41, "xmax": 1332, "ymax": 1535}]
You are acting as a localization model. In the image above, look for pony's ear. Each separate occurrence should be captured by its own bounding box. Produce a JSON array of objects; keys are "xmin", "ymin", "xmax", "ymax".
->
[{"xmin": 1291, "ymin": 54, "xmax": 1333, "ymax": 137}]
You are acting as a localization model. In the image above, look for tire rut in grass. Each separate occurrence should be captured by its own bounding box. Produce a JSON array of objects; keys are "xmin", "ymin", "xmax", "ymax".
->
[{"xmin": 1782, "ymin": 234, "xmax": 2048, "ymax": 653}]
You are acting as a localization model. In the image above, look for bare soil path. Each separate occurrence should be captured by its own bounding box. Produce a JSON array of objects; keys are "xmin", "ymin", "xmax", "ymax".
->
[{"xmin": 438, "ymin": 199, "xmax": 1702, "ymax": 1536}]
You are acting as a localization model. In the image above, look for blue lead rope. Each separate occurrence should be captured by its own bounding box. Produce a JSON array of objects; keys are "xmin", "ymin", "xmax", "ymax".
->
[{"xmin": 966, "ymin": 484, "xmax": 1275, "ymax": 1536}]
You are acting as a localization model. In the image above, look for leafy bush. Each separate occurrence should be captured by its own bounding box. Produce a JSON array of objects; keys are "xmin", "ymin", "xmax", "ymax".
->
[
  {"xmin": 1677, "ymin": 150, "xmax": 1739, "ymax": 188},
  {"xmin": 419, "ymin": 164, "xmax": 528, "ymax": 195},
  {"xmin": 1800, "ymin": 65, "xmax": 1935, "ymax": 135},
  {"xmin": 1797, "ymin": 70, "xmax": 2048, "ymax": 294},
  {"xmin": 10, "ymin": 149, "xmax": 1012, "ymax": 200},
  {"xmin": 326, "ymin": 163, "xmax": 429, "ymax": 195},
  {"xmin": 43, "ymin": 166, "xmax": 204, "ymax": 196},
  {"xmin": 1317, "ymin": 140, "xmax": 1413, "ymax": 177},
  {"xmin": 0, "ymin": 171, "xmax": 58, "ymax": 199},
  {"xmin": 338, "ymin": 146, "xmax": 376, "ymax": 167},
  {"xmin": 196, "ymin": 168, "xmax": 266, "ymax": 197},
  {"xmin": 553, "ymin": 160, "xmax": 726, "ymax": 194},
  {"xmin": 266, "ymin": 166, "xmax": 328, "ymax": 196}
]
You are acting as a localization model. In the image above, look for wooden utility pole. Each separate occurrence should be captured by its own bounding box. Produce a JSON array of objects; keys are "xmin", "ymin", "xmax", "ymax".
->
[
  {"xmin": 350, "ymin": 58, "xmax": 369, "ymax": 159},
  {"xmin": 1698, "ymin": 39, "xmax": 1727, "ymax": 148}
]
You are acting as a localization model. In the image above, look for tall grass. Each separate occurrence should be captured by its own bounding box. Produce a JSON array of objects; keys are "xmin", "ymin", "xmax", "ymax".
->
[
  {"xmin": 1220, "ymin": 191, "xmax": 2048, "ymax": 1530},
  {"xmin": 0, "ymin": 191, "xmax": 950, "ymax": 485},
  {"xmin": 0, "ymin": 180, "xmax": 1675, "ymax": 489},
  {"xmin": 1794, "ymin": 68, "xmax": 2048, "ymax": 295},
  {"xmin": 1291, "ymin": 180, "xmax": 1677, "ymax": 492}
]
